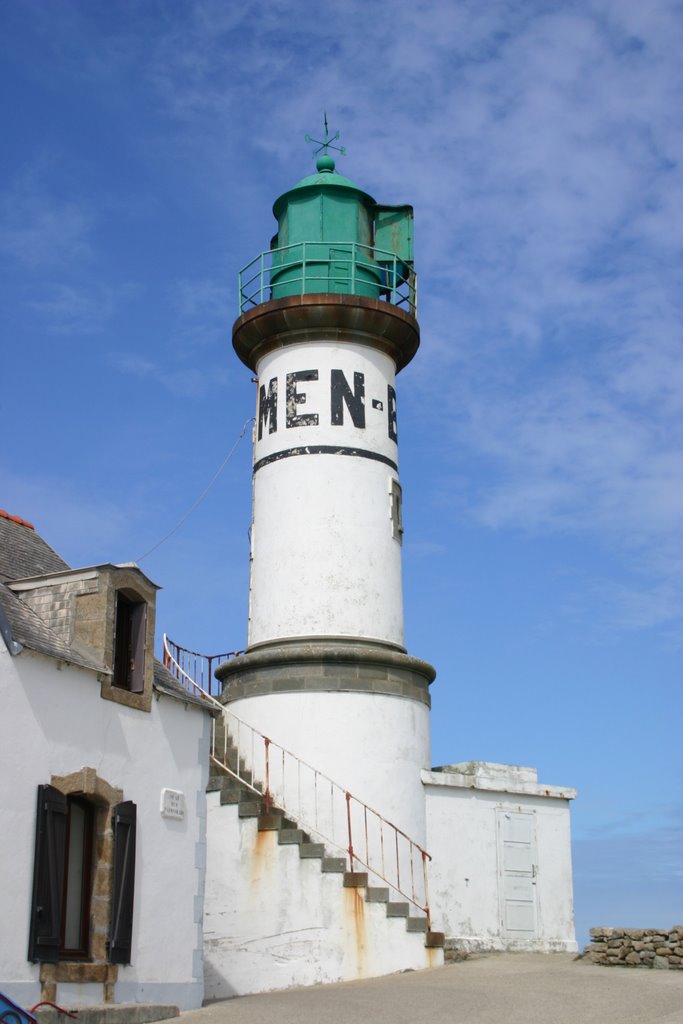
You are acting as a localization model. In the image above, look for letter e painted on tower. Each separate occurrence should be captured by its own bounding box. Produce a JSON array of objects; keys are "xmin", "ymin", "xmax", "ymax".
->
[
  {"xmin": 331, "ymin": 370, "xmax": 365, "ymax": 428},
  {"xmin": 286, "ymin": 370, "xmax": 319, "ymax": 428},
  {"xmin": 387, "ymin": 385, "xmax": 398, "ymax": 443},
  {"xmin": 258, "ymin": 378, "xmax": 278, "ymax": 440}
]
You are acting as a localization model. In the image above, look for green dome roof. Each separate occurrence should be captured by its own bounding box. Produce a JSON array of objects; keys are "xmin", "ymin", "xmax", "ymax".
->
[{"xmin": 273, "ymin": 160, "xmax": 375, "ymax": 219}]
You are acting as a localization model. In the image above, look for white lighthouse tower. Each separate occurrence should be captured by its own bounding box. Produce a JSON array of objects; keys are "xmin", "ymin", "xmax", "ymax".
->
[
  {"xmin": 217, "ymin": 138, "xmax": 435, "ymax": 846},
  {"xmin": 199, "ymin": 134, "xmax": 578, "ymax": 997}
]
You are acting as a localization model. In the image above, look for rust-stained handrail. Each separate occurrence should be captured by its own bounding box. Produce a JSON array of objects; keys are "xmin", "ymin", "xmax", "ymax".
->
[
  {"xmin": 163, "ymin": 634, "xmax": 242, "ymax": 702},
  {"xmin": 163, "ymin": 634, "xmax": 432, "ymax": 927}
]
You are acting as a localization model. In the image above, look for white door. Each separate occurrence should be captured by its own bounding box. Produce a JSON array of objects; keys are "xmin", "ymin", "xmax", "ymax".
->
[{"xmin": 497, "ymin": 809, "xmax": 538, "ymax": 938}]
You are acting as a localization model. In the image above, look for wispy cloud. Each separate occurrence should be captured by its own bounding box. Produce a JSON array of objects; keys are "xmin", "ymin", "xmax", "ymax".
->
[
  {"xmin": 0, "ymin": 467, "xmax": 131, "ymax": 567},
  {"xmin": 30, "ymin": 284, "xmax": 116, "ymax": 334},
  {"xmin": 572, "ymin": 803, "xmax": 683, "ymax": 943},
  {"xmin": 110, "ymin": 351, "xmax": 228, "ymax": 399},
  {"xmin": 173, "ymin": 276, "xmax": 232, "ymax": 345},
  {"xmin": 0, "ymin": 167, "xmax": 93, "ymax": 269},
  {"xmin": 574, "ymin": 803, "xmax": 683, "ymax": 884}
]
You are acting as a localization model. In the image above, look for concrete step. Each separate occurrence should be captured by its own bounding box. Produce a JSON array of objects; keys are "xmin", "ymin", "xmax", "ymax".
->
[
  {"xmin": 237, "ymin": 800, "xmax": 264, "ymax": 818},
  {"xmin": 218, "ymin": 781, "xmax": 261, "ymax": 806},
  {"xmin": 321, "ymin": 857, "xmax": 347, "ymax": 873},
  {"xmin": 210, "ymin": 760, "xmax": 253, "ymax": 785},
  {"xmin": 258, "ymin": 811, "xmax": 285, "ymax": 831},
  {"xmin": 366, "ymin": 886, "xmax": 390, "ymax": 903},
  {"xmin": 343, "ymin": 872, "xmax": 368, "ymax": 888},
  {"xmin": 219, "ymin": 788, "xmax": 242, "ymax": 805},
  {"xmin": 426, "ymin": 930, "xmax": 446, "ymax": 948},
  {"xmin": 406, "ymin": 916, "xmax": 428, "ymax": 933},
  {"xmin": 299, "ymin": 842, "xmax": 325, "ymax": 859},
  {"xmin": 278, "ymin": 828, "xmax": 306, "ymax": 845},
  {"xmin": 34, "ymin": 1006, "xmax": 178, "ymax": 1024},
  {"xmin": 211, "ymin": 769, "xmax": 261, "ymax": 798},
  {"xmin": 386, "ymin": 902, "xmax": 410, "ymax": 918},
  {"xmin": 216, "ymin": 778, "xmax": 262, "ymax": 802}
]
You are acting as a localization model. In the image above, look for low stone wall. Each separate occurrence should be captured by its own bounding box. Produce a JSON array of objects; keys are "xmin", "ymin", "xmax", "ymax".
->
[{"xmin": 583, "ymin": 927, "xmax": 683, "ymax": 968}]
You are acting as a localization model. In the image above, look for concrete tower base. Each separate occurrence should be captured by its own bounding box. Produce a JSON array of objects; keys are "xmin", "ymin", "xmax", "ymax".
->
[{"xmin": 215, "ymin": 639, "xmax": 435, "ymax": 844}]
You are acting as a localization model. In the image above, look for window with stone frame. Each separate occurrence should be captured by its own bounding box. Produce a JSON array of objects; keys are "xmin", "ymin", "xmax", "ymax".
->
[
  {"xmin": 113, "ymin": 590, "xmax": 147, "ymax": 693},
  {"xmin": 28, "ymin": 782, "xmax": 136, "ymax": 967}
]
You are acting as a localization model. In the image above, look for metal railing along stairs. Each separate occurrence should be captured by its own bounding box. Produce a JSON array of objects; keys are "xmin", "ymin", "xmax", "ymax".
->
[{"xmin": 163, "ymin": 634, "xmax": 434, "ymax": 929}]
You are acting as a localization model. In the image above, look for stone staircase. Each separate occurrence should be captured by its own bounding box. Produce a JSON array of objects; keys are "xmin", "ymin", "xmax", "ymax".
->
[{"xmin": 206, "ymin": 724, "xmax": 445, "ymax": 951}]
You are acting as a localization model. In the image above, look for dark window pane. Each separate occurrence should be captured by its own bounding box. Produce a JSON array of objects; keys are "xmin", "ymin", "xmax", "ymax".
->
[
  {"xmin": 60, "ymin": 798, "xmax": 93, "ymax": 958},
  {"xmin": 113, "ymin": 592, "xmax": 146, "ymax": 692}
]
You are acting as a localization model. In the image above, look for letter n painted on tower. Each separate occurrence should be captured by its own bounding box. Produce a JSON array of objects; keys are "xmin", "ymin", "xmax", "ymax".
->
[{"xmin": 331, "ymin": 370, "xmax": 365, "ymax": 428}]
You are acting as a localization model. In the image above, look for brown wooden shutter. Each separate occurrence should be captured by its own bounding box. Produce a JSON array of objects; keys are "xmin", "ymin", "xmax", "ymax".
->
[
  {"xmin": 28, "ymin": 785, "xmax": 68, "ymax": 962},
  {"xmin": 109, "ymin": 800, "xmax": 136, "ymax": 964},
  {"xmin": 130, "ymin": 602, "xmax": 146, "ymax": 693}
]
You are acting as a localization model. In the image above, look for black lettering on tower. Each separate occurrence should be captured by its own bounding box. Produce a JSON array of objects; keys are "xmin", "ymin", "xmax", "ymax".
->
[
  {"xmin": 286, "ymin": 370, "xmax": 319, "ymax": 428},
  {"xmin": 330, "ymin": 370, "xmax": 365, "ymax": 428},
  {"xmin": 258, "ymin": 378, "xmax": 278, "ymax": 440},
  {"xmin": 387, "ymin": 384, "xmax": 398, "ymax": 443}
]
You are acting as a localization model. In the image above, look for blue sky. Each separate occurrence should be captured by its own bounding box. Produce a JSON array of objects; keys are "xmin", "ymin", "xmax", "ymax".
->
[{"xmin": 1, "ymin": 0, "xmax": 681, "ymax": 947}]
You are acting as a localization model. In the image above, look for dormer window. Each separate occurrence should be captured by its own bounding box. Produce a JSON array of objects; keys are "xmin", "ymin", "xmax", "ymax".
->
[{"xmin": 113, "ymin": 591, "xmax": 147, "ymax": 693}]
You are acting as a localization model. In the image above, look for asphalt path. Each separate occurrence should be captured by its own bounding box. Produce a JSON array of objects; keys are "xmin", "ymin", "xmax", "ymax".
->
[{"xmin": 180, "ymin": 953, "xmax": 683, "ymax": 1024}]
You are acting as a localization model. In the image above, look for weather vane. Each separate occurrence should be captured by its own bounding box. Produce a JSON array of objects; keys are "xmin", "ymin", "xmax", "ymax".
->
[{"xmin": 305, "ymin": 113, "xmax": 346, "ymax": 159}]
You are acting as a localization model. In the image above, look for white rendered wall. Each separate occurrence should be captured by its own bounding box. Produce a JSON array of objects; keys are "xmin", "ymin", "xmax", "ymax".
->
[
  {"xmin": 424, "ymin": 772, "xmax": 577, "ymax": 952},
  {"xmin": 204, "ymin": 792, "xmax": 442, "ymax": 999},
  {"xmin": 249, "ymin": 341, "xmax": 404, "ymax": 647},
  {"xmin": 0, "ymin": 646, "xmax": 210, "ymax": 1009},
  {"xmin": 230, "ymin": 691, "xmax": 430, "ymax": 847}
]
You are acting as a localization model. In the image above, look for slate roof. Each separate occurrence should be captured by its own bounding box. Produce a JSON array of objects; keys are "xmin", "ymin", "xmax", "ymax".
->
[
  {"xmin": 0, "ymin": 582, "xmax": 102, "ymax": 672},
  {"xmin": 0, "ymin": 512, "xmax": 104, "ymax": 670},
  {"xmin": 0, "ymin": 512, "xmax": 69, "ymax": 582}
]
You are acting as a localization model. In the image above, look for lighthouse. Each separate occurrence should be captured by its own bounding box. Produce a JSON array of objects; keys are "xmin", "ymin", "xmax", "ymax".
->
[
  {"xmin": 199, "ymin": 132, "xmax": 578, "ymax": 997},
  {"xmin": 217, "ymin": 130, "xmax": 435, "ymax": 847}
]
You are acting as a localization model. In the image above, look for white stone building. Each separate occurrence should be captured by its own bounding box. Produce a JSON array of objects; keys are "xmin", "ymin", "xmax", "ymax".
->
[{"xmin": 0, "ymin": 509, "xmax": 211, "ymax": 1011}]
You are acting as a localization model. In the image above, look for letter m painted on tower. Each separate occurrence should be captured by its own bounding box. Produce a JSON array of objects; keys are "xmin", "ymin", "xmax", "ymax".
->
[{"xmin": 258, "ymin": 378, "xmax": 278, "ymax": 439}]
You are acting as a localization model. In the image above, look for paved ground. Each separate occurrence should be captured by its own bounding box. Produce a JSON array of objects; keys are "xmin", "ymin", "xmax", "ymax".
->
[{"xmin": 179, "ymin": 953, "xmax": 683, "ymax": 1024}]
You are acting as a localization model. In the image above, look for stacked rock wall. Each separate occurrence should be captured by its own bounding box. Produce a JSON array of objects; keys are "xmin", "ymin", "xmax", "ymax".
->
[{"xmin": 583, "ymin": 927, "xmax": 683, "ymax": 968}]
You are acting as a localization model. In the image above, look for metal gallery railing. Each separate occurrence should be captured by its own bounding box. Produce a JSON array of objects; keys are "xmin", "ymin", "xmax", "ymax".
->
[
  {"xmin": 162, "ymin": 634, "xmax": 242, "ymax": 701},
  {"xmin": 162, "ymin": 634, "xmax": 432, "ymax": 927},
  {"xmin": 238, "ymin": 240, "xmax": 417, "ymax": 316}
]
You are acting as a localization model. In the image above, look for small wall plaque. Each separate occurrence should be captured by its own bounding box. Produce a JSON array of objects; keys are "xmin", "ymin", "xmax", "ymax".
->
[{"xmin": 161, "ymin": 788, "xmax": 185, "ymax": 820}]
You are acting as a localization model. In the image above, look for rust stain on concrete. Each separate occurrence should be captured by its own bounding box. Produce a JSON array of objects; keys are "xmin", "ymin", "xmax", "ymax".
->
[
  {"xmin": 426, "ymin": 945, "xmax": 440, "ymax": 968},
  {"xmin": 344, "ymin": 887, "xmax": 367, "ymax": 976},
  {"xmin": 249, "ymin": 826, "xmax": 275, "ymax": 888}
]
